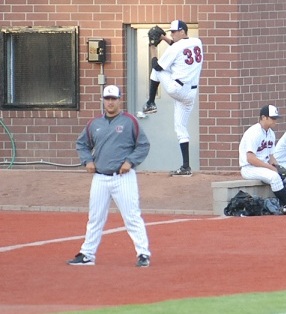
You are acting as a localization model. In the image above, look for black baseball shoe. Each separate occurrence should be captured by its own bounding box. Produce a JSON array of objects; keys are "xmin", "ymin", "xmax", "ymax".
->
[
  {"xmin": 170, "ymin": 166, "xmax": 192, "ymax": 177},
  {"xmin": 67, "ymin": 253, "xmax": 95, "ymax": 265},
  {"xmin": 143, "ymin": 102, "xmax": 157, "ymax": 114},
  {"xmin": 136, "ymin": 254, "xmax": 150, "ymax": 267}
]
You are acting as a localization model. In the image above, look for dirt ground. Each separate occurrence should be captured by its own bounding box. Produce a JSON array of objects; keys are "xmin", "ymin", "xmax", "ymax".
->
[
  {"xmin": 2, "ymin": 169, "xmax": 286, "ymax": 314},
  {"xmin": 0, "ymin": 169, "xmax": 242, "ymax": 215},
  {"xmin": 1, "ymin": 205, "xmax": 286, "ymax": 314}
]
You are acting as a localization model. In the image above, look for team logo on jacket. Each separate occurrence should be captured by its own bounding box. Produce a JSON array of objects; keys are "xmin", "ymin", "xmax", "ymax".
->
[{"xmin": 116, "ymin": 125, "xmax": 124, "ymax": 133}]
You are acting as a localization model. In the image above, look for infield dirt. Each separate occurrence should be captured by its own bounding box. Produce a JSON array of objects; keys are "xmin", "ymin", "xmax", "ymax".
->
[{"xmin": 0, "ymin": 169, "xmax": 242, "ymax": 214}]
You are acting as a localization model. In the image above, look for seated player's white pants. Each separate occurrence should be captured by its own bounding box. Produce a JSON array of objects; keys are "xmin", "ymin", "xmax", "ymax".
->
[
  {"xmin": 150, "ymin": 69, "xmax": 197, "ymax": 143},
  {"xmin": 241, "ymin": 165, "xmax": 283, "ymax": 192},
  {"xmin": 80, "ymin": 169, "xmax": 150, "ymax": 261}
]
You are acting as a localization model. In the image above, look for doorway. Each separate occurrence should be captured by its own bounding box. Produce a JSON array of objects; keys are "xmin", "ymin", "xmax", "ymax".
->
[{"xmin": 126, "ymin": 24, "xmax": 200, "ymax": 172}]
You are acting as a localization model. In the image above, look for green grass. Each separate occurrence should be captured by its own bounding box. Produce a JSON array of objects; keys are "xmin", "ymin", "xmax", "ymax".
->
[{"xmin": 59, "ymin": 290, "xmax": 286, "ymax": 314}]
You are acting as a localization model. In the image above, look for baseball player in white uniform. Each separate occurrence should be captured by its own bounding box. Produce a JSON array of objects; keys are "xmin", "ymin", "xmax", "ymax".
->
[
  {"xmin": 143, "ymin": 20, "xmax": 203, "ymax": 176},
  {"xmin": 239, "ymin": 104, "xmax": 286, "ymax": 208},
  {"xmin": 274, "ymin": 132, "xmax": 286, "ymax": 168},
  {"xmin": 67, "ymin": 85, "xmax": 151, "ymax": 267}
]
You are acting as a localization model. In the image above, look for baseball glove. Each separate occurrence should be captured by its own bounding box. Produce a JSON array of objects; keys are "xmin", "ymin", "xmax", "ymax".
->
[
  {"xmin": 148, "ymin": 25, "xmax": 166, "ymax": 47},
  {"xmin": 274, "ymin": 164, "xmax": 286, "ymax": 180}
]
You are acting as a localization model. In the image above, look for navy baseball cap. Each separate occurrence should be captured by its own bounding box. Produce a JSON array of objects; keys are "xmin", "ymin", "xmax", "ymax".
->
[
  {"xmin": 260, "ymin": 104, "xmax": 281, "ymax": 119},
  {"xmin": 168, "ymin": 20, "xmax": 188, "ymax": 33}
]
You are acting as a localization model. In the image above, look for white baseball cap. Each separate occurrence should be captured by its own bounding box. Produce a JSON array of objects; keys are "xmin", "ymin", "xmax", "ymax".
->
[
  {"xmin": 260, "ymin": 104, "xmax": 281, "ymax": 118},
  {"xmin": 103, "ymin": 85, "xmax": 121, "ymax": 98},
  {"xmin": 168, "ymin": 20, "xmax": 188, "ymax": 33}
]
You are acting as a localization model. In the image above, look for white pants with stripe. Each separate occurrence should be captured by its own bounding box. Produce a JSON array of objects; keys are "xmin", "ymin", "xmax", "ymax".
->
[
  {"xmin": 241, "ymin": 165, "xmax": 283, "ymax": 192},
  {"xmin": 150, "ymin": 69, "xmax": 197, "ymax": 143},
  {"xmin": 80, "ymin": 169, "xmax": 150, "ymax": 261}
]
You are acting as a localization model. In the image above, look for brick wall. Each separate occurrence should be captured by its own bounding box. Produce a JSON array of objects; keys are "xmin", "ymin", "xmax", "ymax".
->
[
  {"xmin": 199, "ymin": 0, "xmax": 286, "ymax": 170},
  {"xmin": 238, "ymin": 1, "xmax": 286, "ymax": 132},
  {"xmin": 0, "ymin": 0, "xmax": 286, "ymax": 171}
]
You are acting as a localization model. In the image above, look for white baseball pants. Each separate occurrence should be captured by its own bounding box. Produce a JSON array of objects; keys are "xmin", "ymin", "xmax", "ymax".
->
[
  {"xmin": 80, "ymin": 169, "xmax": 150, "ymax": 261},
  {"xmin": 241, "ymin": 165, "xmax": 283, "ymax": 192},
  {"xmin": 150, "ymin": 69, "xmax": 197, "ymax": 143}
]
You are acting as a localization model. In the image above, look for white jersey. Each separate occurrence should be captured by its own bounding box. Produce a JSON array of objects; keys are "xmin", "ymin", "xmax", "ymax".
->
[
  {"xmin": 274, "ymin": 132, "xmax": 286, "ymax": 168},
  {"xmin": 158, "ymin": 37, "xmax": 203, "ymax": 86},
  {"xmin": 239, "ymin": 123, "xmax": 276, "ymax": 167},
  {"xmin": 149, "ymin": 36, "xmax": 203, "ymax": 144}
]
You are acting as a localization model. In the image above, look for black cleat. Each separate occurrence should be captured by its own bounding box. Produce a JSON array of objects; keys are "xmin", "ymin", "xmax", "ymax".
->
[
  {"xmin": 170, "ymin": 166, "xmax": 192, "ymax": 177},
  {"xmin": 67, "ymin": 253, "xmax": 95, "ymax": 266},
  {"xmin": 136, "ymin": 254, "xmax": 150, "ymax": 267},
  {"xmin": 143, "ymin": 102, "xmax": 157, "ymax": 114}
]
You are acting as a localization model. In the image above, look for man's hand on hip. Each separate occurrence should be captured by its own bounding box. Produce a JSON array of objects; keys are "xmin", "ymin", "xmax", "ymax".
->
[{"xmin": 85, "ymin": 162, "xmax": 96, "ymax": 173}]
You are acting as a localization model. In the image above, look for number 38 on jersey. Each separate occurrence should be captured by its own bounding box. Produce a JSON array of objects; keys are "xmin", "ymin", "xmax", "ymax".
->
[{"xmin": 183, "ymin": 46, "xmax": 202, "ymax": 65}]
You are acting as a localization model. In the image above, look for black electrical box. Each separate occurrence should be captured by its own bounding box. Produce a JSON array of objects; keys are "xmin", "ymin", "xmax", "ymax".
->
[{"xmin": 87, "ymin": 38, "xmax": 106, "ymax": 63}]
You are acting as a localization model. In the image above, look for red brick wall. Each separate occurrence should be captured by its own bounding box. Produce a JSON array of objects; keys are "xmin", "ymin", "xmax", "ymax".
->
[
  {"xmin": 238, "ymin": 1, "xmax": 286, "ymax": 130},
  {"xmin": 0, "ymin": 0, "xmax": 286, "ymax": 171},
  {"xmin": 199, "ymin": 0, "xmax": 286, "ymax": 170}
]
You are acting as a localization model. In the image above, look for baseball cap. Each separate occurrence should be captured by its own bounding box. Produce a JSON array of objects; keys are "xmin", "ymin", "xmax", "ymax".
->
[
  {"xmin": 260, "ymin": 104, "xmax": 281, "ymax": 119},
  {"xmin": 168, "ymin": 20, "xmax": 188, "ymax": 33},
  {"xmin": 103, "ymin": 85, "xmax": 121, "ymax": 99}
]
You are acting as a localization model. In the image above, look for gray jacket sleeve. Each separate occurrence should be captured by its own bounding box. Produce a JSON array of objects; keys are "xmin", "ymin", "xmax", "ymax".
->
[
  {"xmin": 125, "ymin": 124, "xmax": 150, "ymax": 167},
  {"xmin": 76, "ymin": 127, "xmax": 94, "ymax": 166}
]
